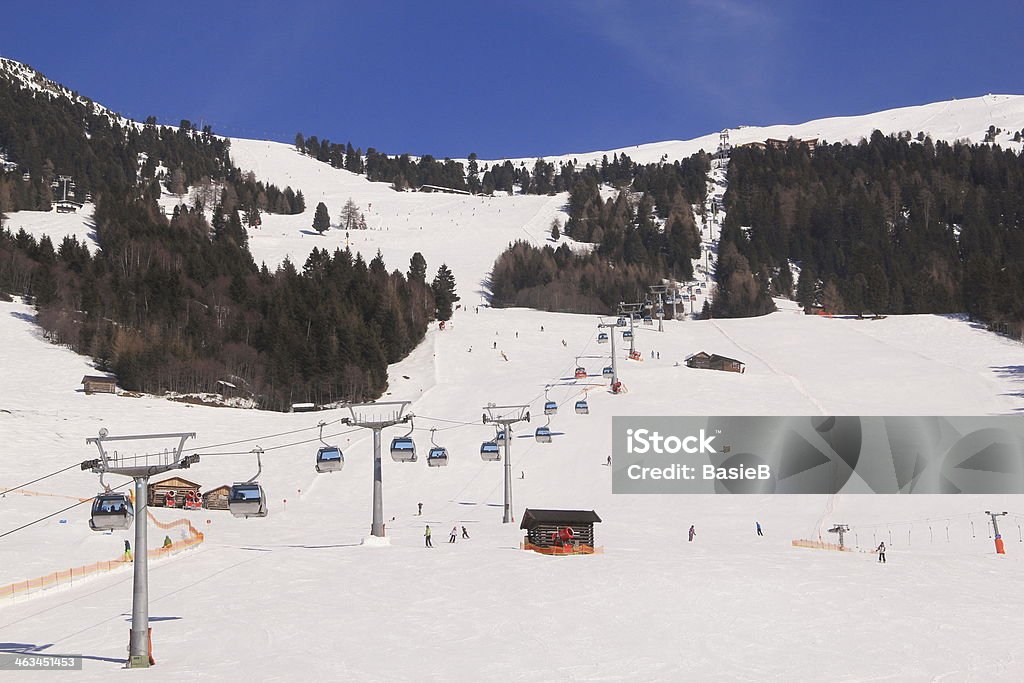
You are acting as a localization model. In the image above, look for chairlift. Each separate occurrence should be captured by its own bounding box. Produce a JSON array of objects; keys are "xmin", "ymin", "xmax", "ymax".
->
[
  {"xmin": 229, "ymin": 448, "xmax": 268, "ymax": 518},
  {"xmin": 89, "ymin": 492, "xmax": 134, "ymax": 531},
  {"xmin": 575, "ymin": 400, "xmax": 589, "ymax": 415},
  {"xmin": 480, "ymin": 440, "xmax": 501, "ymax": 461},
  {"xmin": 602, "ymin": 366, "xmax": 614, "ymax": 378},
  {"xmin": 427, "ymin": 428, "xmax": 449, "ymax": 467},
  {"xmin": 314, "ymin": 421, "xmax": 344, "ymax": 473},
  {"xmin": 574, "ymin": 367, "xmax": 588, "ymax": 379},
  {"xmin": 597, "ymin": 332, "xmax": 609, "ymax": 344}
]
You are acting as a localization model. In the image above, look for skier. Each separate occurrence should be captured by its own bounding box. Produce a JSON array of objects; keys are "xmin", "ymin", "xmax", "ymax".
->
[
  {"xmin": 493, "ymin": 341, "xmax": 497, "ymax": 349},
  {"xmin": 651, "ymin": 350, "xmax": 655, "ymax": 359},
  {"xmin": 461, "ymin": 526, "xmax": 469, "ymax": 539},
  {"xmin": 163, "ymin": 535, "xmax": 172, "ymax": 549},
  {"xmin": 449, "ymin": 526, "xmax": 458, "ymax": 543},
  {"xmin": 688, "ymin": 525, "xmax": 696, "ymax": 542},
  {"xmin": 756, "ymin": 521, "xmax": 763, "ymax": 537},
  {"xmin": 876, "ymin": 541, "xmax": 886, "ymax": 563},
  {"xmin": 561, "ymin": 339, "xmax": 567, "ymax": 347},
  {"xmin": 418, "ymin": 502, "xmax": 423, "ymax": 516},
  {"xmin": 540, "ymin": 326, "xmax": 544, "ymax": 332},
  {"xmin": 606, "ymin": 455, "xmax": 612, "ymax": 466},
  {"xmin": 424, "ymin": 525, "xmax": 433, "ymax": 548},
  {"xmin": 520, "ymin": 470, "xmax": 525, "ymax": 479},
  {"xmin": 657, "ymin": 351, "xmax": 660, "ymax": 360},
  {"xmin": 124, "ymin": 539, "xmax": 133, "ymax": 562}
]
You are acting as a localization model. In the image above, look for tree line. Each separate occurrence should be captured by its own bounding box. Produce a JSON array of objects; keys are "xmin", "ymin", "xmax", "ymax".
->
[{"xmin": 713, "ymin": 132, "xmax": 1024, "ymax": 335}]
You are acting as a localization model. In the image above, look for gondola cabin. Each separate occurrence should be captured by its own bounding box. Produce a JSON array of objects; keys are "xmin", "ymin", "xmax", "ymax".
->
[
  {"xmin": 495, "ymin": 430, "xmax": 507, "ymax": 447},
  {"xmin": 90, "ymin": 493, "xmax": 134, "ymax": 531},
  {"xmin": 603, "ymin": 366, "xmax": 615, "ymax": 378},
  {"xmin": 597, "ymin": 333, "xmax": 608, "ymax": 344},
  {"xmin": 643, "ymin": 316, "xmax": 653, "ymax": 325},
  {"xmin": 390, "ymin": 437, "xmax": 417, "ymax": 462},
  {"xmin": 622, "ymin": 330, "xmax": 633, "ymax": 339},
  {"xmin": 616, "ymin": 317, "xmax": 627, "ymax": 327},
  {"xmin": 574, "ymin": 367, "xmax": 588, "ymax": 379},
  {"xmin": 574, "ymin": 400, "xmax": 589, "ymax": 414},
  {"xmin": 535, "ymin": 426, "xmax": 552, "ymax": 443},
  {"xmin": 520, "ymin": 508, "xmax": 602, "ymax": 555},
  {"xmin": 316, "ymin": 445, "xmax": 344, "ymax": 473},
  {"xmin": 427, "ymin": 446, "xmax": 449, "ymax": 467},
  {"xmin": 544, "ymin": 401, "xmax": 558, "ymax": 415},
  {"xmin": 228, "ymin": 483, "xmax": 268, "ymax": 518},
  {"xmin": 480, "ymin": 441, "xmax": 501, "ymax": 461}
]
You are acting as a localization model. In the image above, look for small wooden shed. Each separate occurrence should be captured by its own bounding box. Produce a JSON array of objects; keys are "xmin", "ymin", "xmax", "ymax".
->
[
  {"xmin": 81, "ymin": 375, "xmax": 117, "ymax": 394},
  {"xmin": 684, "ymin": 352, "xmax": 745, "ymax": 374},
  {"xmin": 148, "ymin": 476, "xmax": 201, "ymax": 508},
  {"xmin": 202, "ymin": 485, "xmax": 231, "ymax": 510},
  {"xmin": 521, "ymin": 509, "xmax": 602, "ymax": 555}
]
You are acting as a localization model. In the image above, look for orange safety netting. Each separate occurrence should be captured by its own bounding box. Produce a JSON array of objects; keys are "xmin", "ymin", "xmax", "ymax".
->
[
  {"xmin": 791, "ymin": 539, "xmax": 856, "ymax": 552},
  {"xmin": 0, "ymin": 512, "xmax": 204, "ymax": 601}
]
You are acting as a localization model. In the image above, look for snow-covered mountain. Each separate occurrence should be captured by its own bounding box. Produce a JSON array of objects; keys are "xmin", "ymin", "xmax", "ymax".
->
[
  {"xmin": 2, "ymin": 60, "xmax": 1024, "ymax": 680},
  {"xmin": 479, "ymin": 94, "xmax": 1024, "ymax": 167}
]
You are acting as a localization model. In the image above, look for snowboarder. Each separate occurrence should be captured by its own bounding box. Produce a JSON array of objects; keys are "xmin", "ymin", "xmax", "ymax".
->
[
  {"xmin": 163, "ymin": 535, "xmax": 172, "ymax": 549},
  {"xmin": 418, "ymin": 502, "xmax": 423, "ymax": 516},
  {"xmin": 424, "ymin": 525, "xmax": 433, "ymax": 548},
  {"xmin": 876, "ymin": 542, "xmax": 886, "ymax": 563},
  {"xmin": 461, "ymin": 526, "xmax": 469, "ymax": 539},
  {"xmin": 449, "ymin": 526, "xmax": 458, "ymax": 543},
  {"xmin": 688, "ymin": 525, "xmax": 696, "ymax": 542},
  {"xmin": 124, "ymin": 540, "xmax": 133, "ymax": 562},
  {"xmin": 756, "ymin": 522, "xmax": 763, "ymax": 537}
]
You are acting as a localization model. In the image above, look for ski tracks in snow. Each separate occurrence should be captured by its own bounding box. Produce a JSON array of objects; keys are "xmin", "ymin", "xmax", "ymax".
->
[{"xmin": 709, "ymin": 319, "xmax": 829, "ymax": 416}]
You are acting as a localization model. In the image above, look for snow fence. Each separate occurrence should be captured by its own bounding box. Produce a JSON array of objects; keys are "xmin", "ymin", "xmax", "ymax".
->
[{"xmin": 0, "ymin": 512, "xmax": 204, "ymax": 602}]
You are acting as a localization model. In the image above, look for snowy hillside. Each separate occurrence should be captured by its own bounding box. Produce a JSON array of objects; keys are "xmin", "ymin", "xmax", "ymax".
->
[
  {"xmin": 480, "ymin": 94, "xmax": 1024, "ymax": 167},
  {"xmin": 3, "ymin": 71, "xmax": 1024, "ymax": 679},
  {"xmin": 2, "ymin": 289, "xmax": 1024, "ymax": 679}
]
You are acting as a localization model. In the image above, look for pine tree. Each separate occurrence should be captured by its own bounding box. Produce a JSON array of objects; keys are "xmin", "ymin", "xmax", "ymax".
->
[
  {"xmin": 431, "ymin": 264, "xmax": 459, "ymax": 321},
  {"xmin": 408, "ymin": 252, "xmax": 427, "ymax": 283},
  {"xmin": 313, "ymin": 202, "xmax": 330, "ymax": 234},
  {"xmin": 550, "ymin": 218, "xmax": 561, "ymax": 241}
]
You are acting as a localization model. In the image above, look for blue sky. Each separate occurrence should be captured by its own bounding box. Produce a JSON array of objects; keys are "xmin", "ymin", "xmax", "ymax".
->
[{"xmin": 3, "ymin": 1, "xmax": 1022, "ymax": 158}]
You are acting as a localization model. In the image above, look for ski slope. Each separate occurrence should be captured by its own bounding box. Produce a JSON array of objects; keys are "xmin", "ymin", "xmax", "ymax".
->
[
  {"xmin": 2, "ymin": 290, "xmax": 1024, "ymax": 680},
  {"xmin": 3, "ymin": 93, "xmax": 1024, "ymax": 680}
]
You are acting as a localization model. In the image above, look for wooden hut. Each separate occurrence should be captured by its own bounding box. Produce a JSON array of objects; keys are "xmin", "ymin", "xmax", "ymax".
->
[
  {"xmin": 684, "ymin": 352, "xmax": 745, "ymax": 374},
  {"xmin": 148, "ymin": 476, "xmax": 201, "ymax": 509},
  {"xmin": 520, "ymin": 509, "xmax": 601, "ymax": 555},
  {"xmin": 81, "ymin": 375, "xmax": 117, "ymax": 394},
  {"xmin": 202, "ymin": 485, "xmax": 231, "ymax": 511}
]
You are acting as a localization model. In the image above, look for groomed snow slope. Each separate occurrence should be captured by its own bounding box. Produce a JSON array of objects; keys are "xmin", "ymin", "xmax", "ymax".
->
[{"xmin": 2, "ymin": 294, "xmax": 1024, "ymax": 681}]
